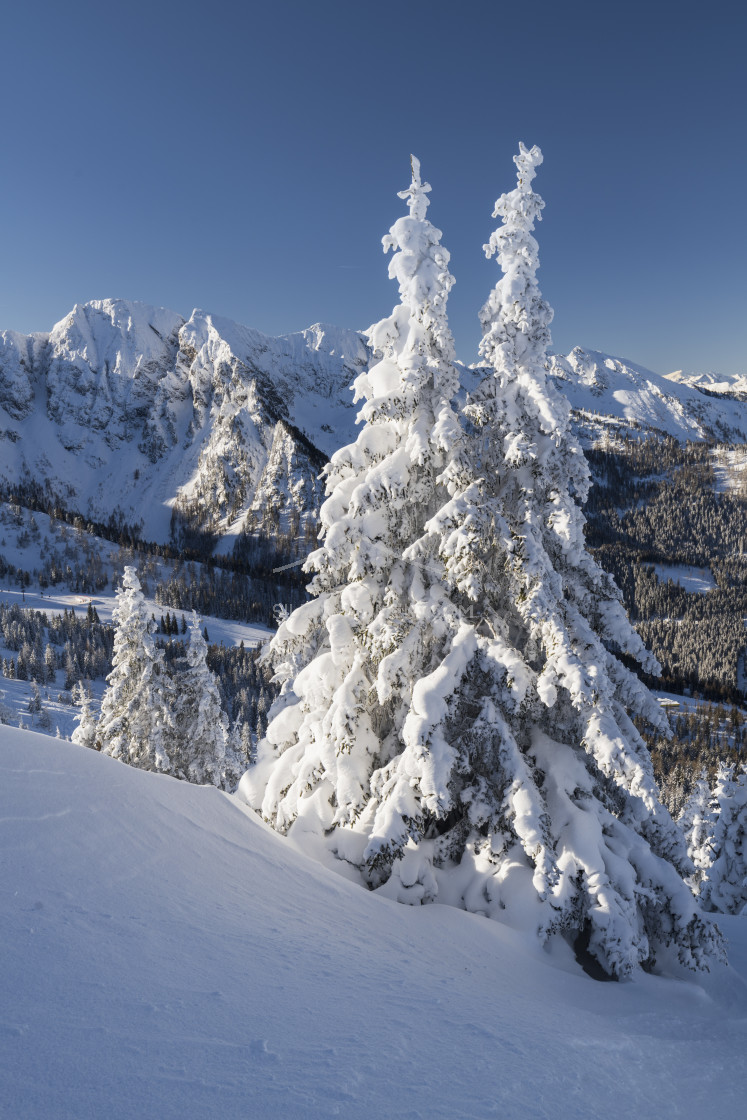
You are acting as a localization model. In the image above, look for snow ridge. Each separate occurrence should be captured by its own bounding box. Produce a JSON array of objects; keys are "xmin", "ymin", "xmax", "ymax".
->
[{"xmin": 548, "ymin": 346, "xmax": 747, "ymax": 442}]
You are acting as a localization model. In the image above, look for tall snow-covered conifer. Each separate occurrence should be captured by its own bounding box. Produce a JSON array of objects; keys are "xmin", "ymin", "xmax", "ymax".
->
[
  {"xmin": 427, "ymin": 140, "xmax": 723, "ymax": 976},
  {"xmin": 242, "ymin": 155, "xmax": 463, "ymax": 870},
  {"xmin": 241, "ymin": 149, "xmax": 725, "ymax": 977}
]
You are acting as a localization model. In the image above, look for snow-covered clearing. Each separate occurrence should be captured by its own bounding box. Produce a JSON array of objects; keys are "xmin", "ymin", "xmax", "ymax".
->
[
  {"xmin": 711, "ymin": 447, "xmax": 747, "ymax": 495},
  {"xmin": 653, "ymin": 690, "xmax": 730, "ymax": 715},
  {"xmin": 1, "ymin": 730, "xmax": 745, "ymax": 1120},
  {"xmin": 652, "ymin": 563, "xmax": 717, "ymax": 594},
  {"xmin": 0, "ymin": 585, "xmax": 271, "ymax": 650}
]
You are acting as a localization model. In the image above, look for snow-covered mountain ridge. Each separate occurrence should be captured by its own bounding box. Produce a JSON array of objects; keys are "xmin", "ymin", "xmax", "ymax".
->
[
  {"xmin": 547, "ymin": 346, "xmax": 747, "ymax": 443},
  {"xmin": 1, "ymin": 299, "xmax": 744, "ymax": 551},
  {"xmin": 0, "ymin": 299, "xmax": 368, "ymax": 545}
]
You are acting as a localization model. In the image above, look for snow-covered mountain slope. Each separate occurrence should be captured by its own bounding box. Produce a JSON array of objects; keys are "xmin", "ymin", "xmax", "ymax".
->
[
  {"xmin": 0, "ymin": 299, "xmax": 369, "ymax": 545},
  {"xmin": 548, "ymin": 346, "xmax": 747, "ymax": 442},
  {"xmin": 2, "ymin": 298, "xmax": 745, "ymax": 552},
  {"xmin": 1, "ymin": 730, "xmax": 745, "ymax": 1120}
]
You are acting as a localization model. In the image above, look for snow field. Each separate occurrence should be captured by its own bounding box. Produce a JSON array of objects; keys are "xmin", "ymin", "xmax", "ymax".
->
[
  {"xmin": 652, "ymin": 564, "xmax": 717, "ymax": 595},
  {"xmin": 1, "ymin": 731, "xmax": 746, "ymax": 1120}
]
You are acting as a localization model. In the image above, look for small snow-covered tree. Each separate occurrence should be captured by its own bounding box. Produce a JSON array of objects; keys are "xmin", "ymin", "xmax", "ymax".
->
[
  {"xmin": 0, "ymin": 689, "xmax": 12, "ymax": 725},
  {"xmin": 99, "ymin": 566, "xmax": 173, "ymax": 772},
  {"xmin": 170, "ymin": 612, "xmax": 243, "ymax": 790},
  {"xmin": 678, "ymin": 771, "xmax": 716, "ymax": 891},
  {"xmin": 71, "ymin": 682, "xmax": 99, "ymax": 751},
  {"xmin": 27, "ymin": 680, "xmax": 42, "ymax": 715},
  {"xmin": 700, "ymin": 764, "xmax": 747, "ymax": 915},
  {"xmin": 230, "ymin": 717, "xmax": 254, "ymax": 769}
]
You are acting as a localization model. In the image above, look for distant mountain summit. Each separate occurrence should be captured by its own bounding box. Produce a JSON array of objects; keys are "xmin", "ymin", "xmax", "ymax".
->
[
  {"xmin": 0, "ymin": 300, "xmax": 744, "ymax": 552},
  {"xmin": 547, "ymin": 346, "xmax": 747, "ymax": 443},
  {"xmin": 664, "ymin": 368, "xmax": 747, "ymax": 396},
  {"xmin": 0, "ymin": 298, "xmax": 369, "ymax": 546}
]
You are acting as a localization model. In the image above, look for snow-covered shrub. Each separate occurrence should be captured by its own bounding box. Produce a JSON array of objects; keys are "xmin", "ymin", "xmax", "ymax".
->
[
  {"xmin": 71, "ymin": 682, "xmax": 99, "ymax": 751},
  {"xmin": 678, "ymin": 771, "xmax": 716, "ymax": 891}
]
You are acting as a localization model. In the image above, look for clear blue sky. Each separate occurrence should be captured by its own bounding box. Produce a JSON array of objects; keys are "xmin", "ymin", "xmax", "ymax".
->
[{"xmin": 1, "ymin": 0, "xmax": 745, "ymax": 375}]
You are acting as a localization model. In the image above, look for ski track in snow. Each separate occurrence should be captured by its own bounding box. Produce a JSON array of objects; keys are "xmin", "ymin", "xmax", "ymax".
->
[{"xmin": 1, "ymin": 730, "xmax": 745, "ymax": 1120}]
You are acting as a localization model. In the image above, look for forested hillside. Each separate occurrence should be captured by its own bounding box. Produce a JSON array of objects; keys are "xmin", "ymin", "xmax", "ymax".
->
[{"xmin": 583, "ymin": 434, "xmax": 747, "ymax": 808}]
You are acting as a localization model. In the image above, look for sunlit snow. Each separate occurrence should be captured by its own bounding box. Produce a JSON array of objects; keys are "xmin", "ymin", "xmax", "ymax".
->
[{"xmin": 1, "ymin": 732, "xmax": 745, "ymax": 1119}]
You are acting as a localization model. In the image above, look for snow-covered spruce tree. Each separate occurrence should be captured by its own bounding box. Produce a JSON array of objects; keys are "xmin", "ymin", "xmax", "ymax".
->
[
  {"xmin": 700, "ymin": 764, "xmax": 747, "ymax": 915},
  {"xmin": 241, "ymin": 154, "xmax": 463, "ymax": 867},
  {"xmin": 169, "ymin": 612, "xmax": 243, "ymax": 790},
  {"xmin": 71, "ymin": 682, "xmax": 99, "ymax": 751},
  {"xmin": 420, "ymin": 140, "xmax": 723, "ymax": 976},
  {"xmin": 241, "ymin": 149, "xmax": 724, "ymax": 977},
  {"xmin": 678, "ymin": 771, "xmax": 716, "ymax": 892},
  {"xmin": 98, "ymin": 566, "xmax": 174, "ymax": 771}
]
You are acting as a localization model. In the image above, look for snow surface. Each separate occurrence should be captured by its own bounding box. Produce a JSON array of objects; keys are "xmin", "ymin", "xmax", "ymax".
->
[
  {"xmin": 712, "ymin": 447, "xmax": 747, "ymax": 495},
  {"xmin": 1, "ymin": 731, "xmax": 746, "ymax": 1120},
  {"xmin": 652, "ymin": 563, "xmax": 717, "ymax": 595}
]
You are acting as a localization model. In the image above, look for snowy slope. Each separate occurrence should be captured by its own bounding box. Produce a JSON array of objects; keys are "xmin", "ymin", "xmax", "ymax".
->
[
  {"xmin": 548, "ymin": 346, "xmax": 747, "ymax": 442},
  {"xmin": 1, "ymin": 731, "xmax": 746, "ymax": 1120},
  {"xmin": 0, "ymin": 300, "xmax": 369, "ymax": 545}
]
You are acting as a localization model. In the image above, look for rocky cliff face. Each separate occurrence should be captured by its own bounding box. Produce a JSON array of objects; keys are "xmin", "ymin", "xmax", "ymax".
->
[{"xmin": 0, "ymin": 299, "xmax": 369, "ymax": 547}]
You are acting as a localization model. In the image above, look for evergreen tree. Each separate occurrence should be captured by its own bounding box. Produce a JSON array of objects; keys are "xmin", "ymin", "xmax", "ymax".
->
[
  {"xmin": 700, "ymin": 764, "xmax": 747, "ymax": 914},
  {"xmin": 27, "ymin": 680, "xmax": 42, "ymax": 716},
  {"xmin": 98, "ymin": 566, "xmax": 173, "ymax": 771},
  {"xmin": 428, "ymin": 141, "xmax": 722, "ymax": 976},
  {"xmin": 44, "ymin": 643, "xmax": 57, "ymax": 684},
  {"xmin": 71, "ymin": 682, "xmax": 99, "ymax": 751},
  {"xmin": 0, "ymin": 689, "xmax": 13, "ymax": 725},
  {"xmin": 678, "ymin": 771, "xmax": 715, "ymax": 891},
  {"xmin": 428, "ymin": 141, "xmax": 723, "ymax": 976},
  {"xmin": 243, "ymin": 153, "xmax": 463, "ymax": 845},
  {"xmin": 170, "ymin": 612, "xmax": 243, "ymax": 790},
  {"xmin": 242, "ymin": 149, "xmax": 724, "ymax": 978}
]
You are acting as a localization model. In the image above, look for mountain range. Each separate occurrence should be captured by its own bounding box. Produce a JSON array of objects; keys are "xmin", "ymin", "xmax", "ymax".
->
[
  {"xmin": 1, "ymin": 298, "xmax": 745, "ymax": 552},
  {"xmin": 0, "ymin": 299, "xmax": 368, "ymax": 547}
]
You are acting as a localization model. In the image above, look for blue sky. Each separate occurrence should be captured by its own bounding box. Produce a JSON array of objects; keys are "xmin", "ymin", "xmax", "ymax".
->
[{"xmin": 1, "ymin": 0, "xmax": 745, "ymax": 375}]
